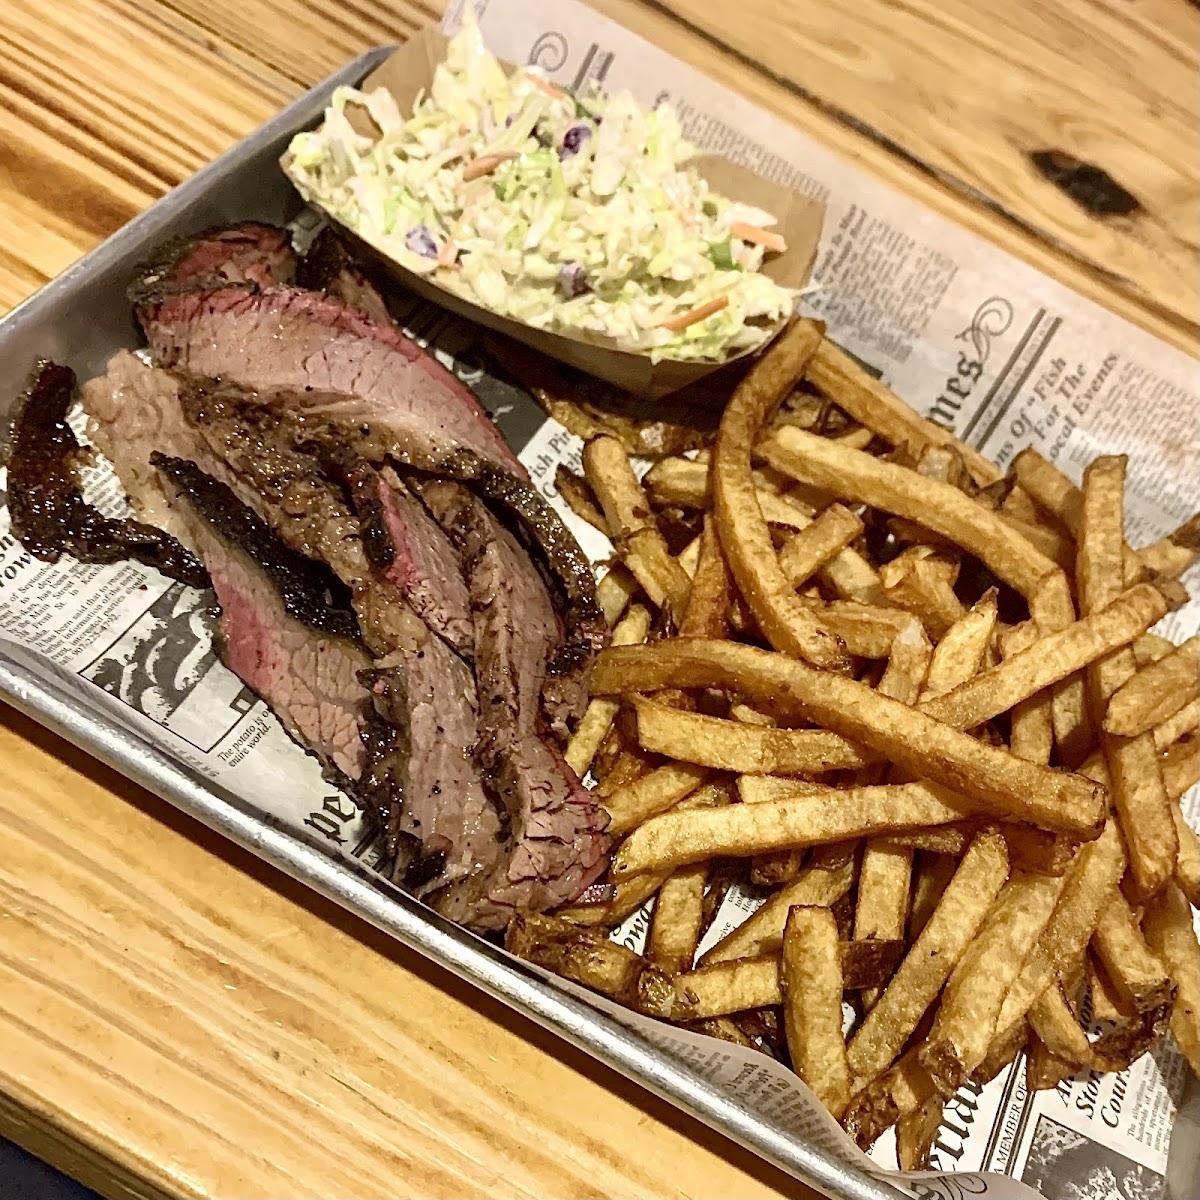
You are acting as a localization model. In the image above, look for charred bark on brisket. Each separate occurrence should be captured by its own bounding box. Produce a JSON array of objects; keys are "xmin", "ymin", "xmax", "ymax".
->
[{"xmin": 9, "ymin": 361, "xmax": 208, "ymax": 588}]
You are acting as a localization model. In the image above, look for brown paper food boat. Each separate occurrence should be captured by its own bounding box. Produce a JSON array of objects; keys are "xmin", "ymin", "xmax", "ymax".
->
[{"xmin": 281, "ymin": 28, "xmax": 825, "ymax": 398}]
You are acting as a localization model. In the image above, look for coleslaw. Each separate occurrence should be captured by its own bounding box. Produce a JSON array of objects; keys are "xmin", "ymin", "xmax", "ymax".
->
[{"xmin": 285, "ymin": 11, "xmax": 797, "ymax": 362}]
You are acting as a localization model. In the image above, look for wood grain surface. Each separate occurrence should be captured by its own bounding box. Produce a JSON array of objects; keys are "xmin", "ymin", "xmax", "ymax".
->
[{"xmin": 0, "ymin": 0, "xmax": 1195, "ymax": 1196}]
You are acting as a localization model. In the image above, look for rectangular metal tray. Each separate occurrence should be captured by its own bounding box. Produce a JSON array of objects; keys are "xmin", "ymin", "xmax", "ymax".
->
[{"xmin": 0, "ymin": 51, "xmax": 902, "ymax": 1200}]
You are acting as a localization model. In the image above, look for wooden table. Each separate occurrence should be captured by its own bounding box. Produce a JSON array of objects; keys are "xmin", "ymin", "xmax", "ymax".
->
[{"xmin": 0, "ymin": 2, "xmax": 1195, "ymax": 1196}]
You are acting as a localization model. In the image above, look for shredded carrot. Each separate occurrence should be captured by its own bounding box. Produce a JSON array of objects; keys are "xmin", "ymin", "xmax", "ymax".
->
[
  {"xmin": 437, "ymin": 239, "xmax": 459, "ymax": 269},
  {"xmin": 527, "ymin": 74, "xmax": 567, "ymax": 100},
  {"xmin": 659, "ymin": 295, "xmax": 729, "ymax": 332},
  {"xmin": 462, "ymin": 152, "xmax": 519, "ymax": 182},
  {"xmin": 730, "ymin": 221, "xmax": 788, "ymax": 254}
]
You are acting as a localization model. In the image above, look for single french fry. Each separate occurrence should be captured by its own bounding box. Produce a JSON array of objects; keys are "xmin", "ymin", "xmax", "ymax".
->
[
  {"xmin": 1172, "ymin": 806, "xmax": 1200, "ymax": 906},
  {"xmin": 596, "ymin": 563, "xmax": 639, "ymax": 626},
  {"xmin": 847, "ymin": 832, "xmax": 1010, "ymax": 1088},
  {"xmin": 1030, "ymin": 571, "xmax": 1093, "ymax": 767},
  {"xmin": 919, "ymin": 583, "xmax": 1168, "ymax": 730},
  {"xmin": 603, "ymin": 761, "xmax": 714, "ymax": 835},
  {"xmin": 782, "ymin": 907, "xmax": 853, "ymax": 1118},
  {"xmin": 584, "ymin": 436, "xmax": 692, "ymax": 618},
  {"xmin": 1000, "ymin": 623, "xmax": 1054, "ymax": 765},
  {"xmin": 565, "ymin": 604, "xmax": 652, "ymax": 777},
  {"xmin": 842, "ymin": 1046, "xmax": 938, "ymax": 1151},
  {"xmin": 885, "ymin": 826, "xmax": 973, "ymax": 855},
  {"xmin": 855, "ymin": 840, "xmax": 914, "ymax": 1010},
  {"xmin": 1002, "ymin": 484, "xmax": 1044, "ymax": 525},
  {"xmin": 648, "ymin": 862, "xmax": 708, "ymax": 975},
  {"xmin": 1142, "ymin": 883, "xmax": 1200, "ymax": 1074},
  {"xmin": 920, "ymin": 870, "xmax": 1067, "ymax": 1093},
  {"xmin": 593, "ymin": 641, "xmax": 1108, "ymax": 837},
  {"xmin": 1028, "ymin": 984, "xmax": 1093, "ymax": 1067},
  {"xmin": 1162, "ymin": 738, "xmax": 1200, "ymax": 802},
  {"xmin": 921, "ymin": 589, "xmax": 998, "ymax": 701},
  {"xmin": 613, "ymin": 783, "xmax": 980, "ymax": 877},
  {"xmin": 1155, "ymin": 699, "xmax": 1199, "ymax": 750},
  {"xmin": 712, "ymin": 322, "xmax": 848, "ymax": 669},
  {"xmin": 1108, "ymin": 732, "xmax": 1178, "ymax": 900},
  {"xmin": 554, "ymin": 463, "xmax": 609, "ymax": 535},
  {"xmin": 876, "ymin": 617, "xmax": 933, "ymax": 704},
  {"xmin": 678, "ymin": 515, "xmax": 734, "ymax": 639},
  {"xmin": 1138, "ymin": 513, "xmax": 1200, "ymax": 579},
  {"xmin": 818, "ymin": 544, "xmax": 887, "ymax": 606},
  {"xmin": 702, "ymin": 842, "xmax": 857, "ymax": 964},
  {"xmin": 631, "ymin": 698, "xmax": 879, "ymax": 774},
  {"xmin": 799, "ymin": 601, "xmax": 915, "ymax": 659},
  {"xmin": 759, "ymin": 426, "xmax": 1058, "ymax": 599},
  {"xmin": 805, "ymin": 336, "xmax": 1001, "ymax": 485},
  {"xmin": 777, "ymin": 504, "xmax": 865, "ymax": 588},
  {"xmin": 1105, "ymin": 636, "xmax": 1200, "ymax": 737},
  {"xmin": 1088, "ymin": 954, "xmax": 1135, "ymax": 1024},
  {"xmin": 1092, "ymin": 893, "xmax": 1175, "ymax": 1014}
]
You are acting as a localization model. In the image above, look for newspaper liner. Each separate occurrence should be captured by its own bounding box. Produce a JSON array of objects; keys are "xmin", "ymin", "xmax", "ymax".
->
[
  {"xmin": 1, "ymin": 2, "xmax": 1196, "ymax": 1197},
  {"xmin": 280, "ymin": 27, "xmax": 824, "ymax": 399}
]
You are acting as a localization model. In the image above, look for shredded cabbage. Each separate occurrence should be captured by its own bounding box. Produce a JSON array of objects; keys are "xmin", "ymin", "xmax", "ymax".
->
[{"xmin": 285, "ymin": 9, "xmax": 797, "ymax": 361}]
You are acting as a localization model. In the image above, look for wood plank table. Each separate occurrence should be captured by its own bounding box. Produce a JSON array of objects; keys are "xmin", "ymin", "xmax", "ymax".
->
[{"xmin": 0, "ymin": 1, "xmax": 1195, "ymax": 1196}]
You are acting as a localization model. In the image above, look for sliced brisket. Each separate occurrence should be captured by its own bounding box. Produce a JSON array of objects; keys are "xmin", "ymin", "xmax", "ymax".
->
[
  {"xmin": 128, "ymin": 222, "xmax": 296, "ymax": 306},
  {"xmin": 296, "ymin": 226, "xmax": 394, "ymax": 327},
  {"xmin": 153, "ymin": 455, "xmax": 371, "ymax": 782},
  {"xmin": 9, "ymin": 360, "xmax": 207, "ymax": 588},
  {"xmin": 420, "ymin": 482, "xmax": 609, "ymax": 917},
  {"xmin": 136, "ymin": 284, "xmax": 522, "ymax": 473}
]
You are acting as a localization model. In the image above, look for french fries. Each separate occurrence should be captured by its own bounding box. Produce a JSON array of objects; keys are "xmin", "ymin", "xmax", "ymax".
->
[{"xmin": 498, "ymin": 320, "xmax": 1199, "ymax": 1169}]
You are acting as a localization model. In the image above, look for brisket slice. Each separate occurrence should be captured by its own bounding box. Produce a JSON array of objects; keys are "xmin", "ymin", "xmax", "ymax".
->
[
  {"xmin": 420, "ymin": 482, "xmax": 609, "ymax": 918},
  {"xmin": 296, "ymin": 226, "xmax": 394, "ymax": 327},
  {"xmin": 128, "ymin": 222, "xmax": 296, "ymax": 306},
  {"xmin": 361, "ymin": 642, "xmax": 505, "ymax": 907},
  {"xmin": 136, "ymin": 284, "xmax": 523, "ymax": 473},
  {"xmin": 9, "ymin": 360, "xmax": 207, "ymax": 588},
  {"xmin": 153, "ymin": 455, "xmax": 371, "ymax": 782}
]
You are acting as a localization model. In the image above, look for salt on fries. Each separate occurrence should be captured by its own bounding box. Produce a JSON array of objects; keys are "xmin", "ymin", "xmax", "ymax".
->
[{"xmin": 511, "ymin": 317, "xmax": 1200, "ymax": 1168}]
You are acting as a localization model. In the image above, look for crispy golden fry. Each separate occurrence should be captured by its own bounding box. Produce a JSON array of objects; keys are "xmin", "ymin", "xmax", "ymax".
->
[
  {"xmin": 1162, "ymin": 738, "xmax": 1200, "ymax": 802},
  {"xmin": 1108, "ymin": 732, "xmax": 1177, "ymax": 900},
  {"xmin": 897, "ymin": 1095, "xmax": 944, "ymax": 1171},
  {"xmin": 800, "ymin": 601, "xmax": 915, "ymax": 658},
  {"xmin": 613, "ymin": 782, "xmax": 977, "ymax": 877},
  {"xmin": 1138, "ymin": 513, "xmax": 1200, "ymax": 579},
  {"xmin": 878, "ymin": 546, "xmax": 966, "ymax": 640},
  {"xmin": 736, "ymin": 775, "xmax": 834, "ymax": 804},
  {"xmin": 1013, "ymin": 447, "xmax": 1083, "ymax": 531},
  {"xmin": 777, "ymin": 504, "xmax": 865, "ymax": 587},
  {"xmin": 671, "ymin": 955, "xmax": 780, "ymax": 1017},
  {"xmin": 846, "ymin": 831, "xmax": 1010, "ymax": 1088},
  {"xmin": 994, "ymin": 821, "xmax": 1125, "ymax": 1042},
  {"xmin": 1030, "ymin": 571, "xmax": 1094, "ymax": 768},
  {"xmin": 972, "ymin": 1021, "xmax": 1027, "ymax": 1087},
  {"xmin": 565, "ymin": 604, "xmax": 652, "ymax": 777},
  {"xmin": 885, "ymin": 826, "xmax": 973, "ymax": 855},
  {"xmin": 702, "ymin": 843, "xmax": 857, "ymax": 963},
  {"xmin": 782, "ymin": 907, "xmax": 852, "ymax": 1118},
  {"xmin": 842, "ymin": 1046, "xmax": 938, "ymax": 1151},
  {"xmin": 834, "ymin": 425, "xmax": 876, "ymax": 451},
  {"xmin": 631, "ymin": 697, "xmax": 878, "ymax": 775},
  {"xmin": 1092, "ymin": 893, "xmax": 1175, "ymax": 1014},
  {"xmin": 1000, "ymin": 623, "xmax": 1054, "ymax": 765},
  {"xmin": 1155, "ymin": 699, "xmax": 1199, "ymax": 750},
  {"xmin": 648, "ymin": 862, "xmax": 707, "ymax": 975},
  {"xmin": 593, "ymin": 641, "xmax": 1108, "ymax": 837},
  {"xmin": 1028, "ymin": 984, "xmax": 1093, "ymax": 1067},
  {"xmin": 678, "ymin": 515, "xmax": 733, "ymax": 639},
  {"xmin": 877, "ymin": 617, "xmax": 933, "ymax": 704},
  {"xmin": 1172, "ymin": 806, "xmax": 1200, "ymax": 906},
  {"xmin": 712, "ymin": 323, "xmax": 847, "ymax": 669},
  {"xmin": 555, "ymin": 869, "xmax": 669, "ymax": 926},
  {"xmin": 1002, "ymin": 484, "xmax": 1044, "ymax": 525},
  {"xmin": 603, "ymin": 761, "xmax": 713, "ymax": 835},
  {"xmin": 1142, "ymin": 883, "xmax": 1200, "ymax": 1074},
  {"xmin": 1105, "ymin": 636, "xmax": 1200, "ymax": 737},
  {"xmin": 1025, "ymin": 1036, "xmax": 1080, "ymax": 1093},
  {"xmin": 920, "ymin": 870, "xmax": 1067, "ymax": 1093},
  {"xmin": 1089, "ymin": 954, "xmax": 1135, "ymax": 1024},
  {"xmin": 855, "ymin": 840, "xmax": 913, "ymax": 1010},
  {"xmin": 555, "ymin": 463, "xmax": 609, "ymax": 535},
  {"xmin": 818, "ymin": 545, "xmax": 887, "ymax": 606},
  {"xmin": 920, "ymin": 589, "xmax": 997, "ymax": 700},
  {"xmin": 506, "ymin": 912, "xmax": 674, "ymax": 1013},
  {"xmin": 919, "ymin": 583, "xmax": 1168, "ymax": 730},
  {"xmin": 759, "ymin": 426, "xmax": 1058, "ymax": 599},
  {"xmin": 806, "ymin": 335, "xmax": 1001, "ymax": 485},
  {"xmin": 597, "ymin": 563, "xmax": 639, "ymax": 626},
  {"xmin": 584, "ymin": 435, "xmax": 692, "ymax": 617}
]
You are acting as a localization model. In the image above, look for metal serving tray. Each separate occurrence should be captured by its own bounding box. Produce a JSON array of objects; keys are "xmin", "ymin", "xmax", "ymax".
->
[{"xmin": 0, "ymin": 52, "xmax": 902, "ymax": 1200}]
